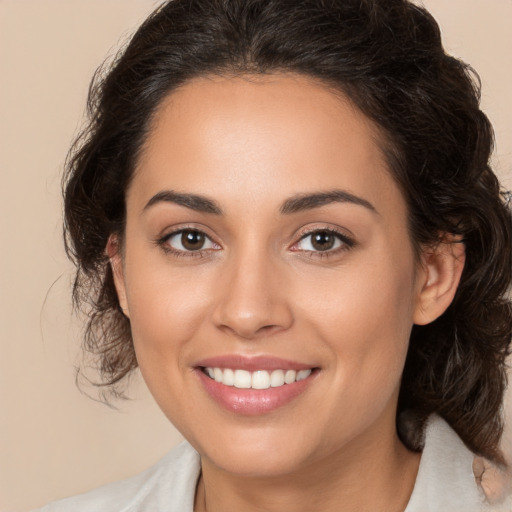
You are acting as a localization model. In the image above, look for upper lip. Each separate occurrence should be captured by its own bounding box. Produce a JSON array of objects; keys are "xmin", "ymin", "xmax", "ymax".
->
[{"xmin": 194, "ymin": 354, "xmax": 316, "ymax": 372}]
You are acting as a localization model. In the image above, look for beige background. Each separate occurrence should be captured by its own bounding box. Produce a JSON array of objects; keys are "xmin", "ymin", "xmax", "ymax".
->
[{"xmin": 0, "ymin": 1, "xmax": 511, "ymax": 511}]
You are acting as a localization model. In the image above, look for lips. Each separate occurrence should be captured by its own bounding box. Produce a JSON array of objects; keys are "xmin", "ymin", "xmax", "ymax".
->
[
  {"xmin": 194, "ymin": 354, "xmax": 315, "ymax": 372},
  {"xmin": 194, "ymin": 355, "xmax": 318, "ymax": 415}
]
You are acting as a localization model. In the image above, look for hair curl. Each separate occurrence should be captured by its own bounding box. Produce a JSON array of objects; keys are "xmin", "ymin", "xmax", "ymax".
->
[{"xmin": 64, "ymin": 0, "xmax": 512, "ymax": 463}]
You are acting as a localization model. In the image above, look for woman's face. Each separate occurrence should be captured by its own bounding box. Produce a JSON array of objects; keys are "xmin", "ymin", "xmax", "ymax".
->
[{"xmin": 114, "ymin": 73, "xmax": 427, "ymax": 476}]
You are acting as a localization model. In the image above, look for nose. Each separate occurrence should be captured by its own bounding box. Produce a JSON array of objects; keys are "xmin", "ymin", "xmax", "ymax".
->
[{"xmin": 211, "ymin": 250, "xmax": 294, "ymax": 340}]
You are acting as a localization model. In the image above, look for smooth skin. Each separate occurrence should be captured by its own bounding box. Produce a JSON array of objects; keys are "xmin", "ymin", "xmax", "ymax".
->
[{"xmin": 109, "ymin": 73, "xmax": 465, "ymax": 512}]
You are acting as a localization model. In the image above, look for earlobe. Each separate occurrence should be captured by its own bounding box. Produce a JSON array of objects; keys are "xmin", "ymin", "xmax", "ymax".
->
[
  {"xmin": 413, "ymin": 236, "xmax": 466, "ymax": 326},
  {"xmin": 106, "ymin": 234, "xmax": 130, "ymax": 318}
]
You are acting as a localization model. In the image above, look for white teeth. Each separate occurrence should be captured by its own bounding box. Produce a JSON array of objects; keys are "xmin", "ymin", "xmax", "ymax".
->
[
  {"xmin": 270, "ymin": 369, "xmax": 285, "ymax": 387},
  {"xmin": 233, "ymin": 369, "xmax": 252, "ymax": 389},
  {"xmin": 284, "ymin": 370, "xmax": 296, "ymax": 384},
  {"xmin": 252, "ymin": 370, "xmax": 271, "ymax": 390},
  {"xmin": 296, "ymin": 369, "xmax": 312, "ymax": 381},
  {"xmin": 204, "ymin": 367, "xmax": 313, "ymax": 389},
  {"xmin": 213, "ymin": 367, "xmax": 223, "ymax": 383},
  {"xmin": 223, "ymin": 368, "xmax": 235, "ymax": 386}
]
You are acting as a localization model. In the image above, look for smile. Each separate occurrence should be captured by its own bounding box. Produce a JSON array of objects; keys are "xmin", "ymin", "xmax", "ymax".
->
[{"xmin": 203, "ymin": 367, "xmax": 313, "ymax": 389}]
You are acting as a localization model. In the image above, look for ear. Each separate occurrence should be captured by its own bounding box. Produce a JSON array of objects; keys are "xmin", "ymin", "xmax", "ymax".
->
[
  {"xmin": 106, "ymin": 234, "xmax": 130, "ymax": 318},
  {"xmin": 413, "ymin": 235, "xmax": 466, "ymax": 326}
]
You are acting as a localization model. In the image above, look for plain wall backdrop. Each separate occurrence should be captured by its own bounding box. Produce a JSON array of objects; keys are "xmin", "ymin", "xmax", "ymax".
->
[{"xmin": 0, "ymin": 1, "xmax": 511, "ymax": 511}]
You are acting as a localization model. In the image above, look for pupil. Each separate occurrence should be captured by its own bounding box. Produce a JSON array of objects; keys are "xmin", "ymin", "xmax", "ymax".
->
[
  {"xmin": 182, "ymin": 231, "xmax": 204, "ymax": 250},
  {"xmin": 312, "ymin": 231, "xmax": 334, "ymax": 251}
]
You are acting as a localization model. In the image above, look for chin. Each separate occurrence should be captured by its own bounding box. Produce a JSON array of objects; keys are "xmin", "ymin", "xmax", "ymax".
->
[
  {"xmin": 205, "ymin": 446, "xmax": 312, "ymax": 478},
  {"xmin": 189, "ymin": 422, "xmax": 327, "ymax": 478}
]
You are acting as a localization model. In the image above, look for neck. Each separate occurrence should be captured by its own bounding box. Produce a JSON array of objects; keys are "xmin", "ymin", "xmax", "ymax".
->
[{"xmin": 194, "ymin": 418, "xmax": 421, "ymax": 512}]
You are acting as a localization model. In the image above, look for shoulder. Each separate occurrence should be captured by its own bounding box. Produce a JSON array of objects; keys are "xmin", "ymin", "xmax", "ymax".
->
[
  {"xmin": 33, "ymin": 441, "xmax": 201, "ymax": 512},
  {"xmin": 406, "ymin": 415, "xmax": 511, "ymax": 512}
]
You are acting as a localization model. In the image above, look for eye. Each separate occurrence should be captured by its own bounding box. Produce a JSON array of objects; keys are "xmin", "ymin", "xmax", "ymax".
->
[
  {"xmin": 293, "ymin": 229, "xmax": 353, "ymax": 252},
  {"xmin": 163, "ymin": 229, "xmax": 218, "ymax": 253}
]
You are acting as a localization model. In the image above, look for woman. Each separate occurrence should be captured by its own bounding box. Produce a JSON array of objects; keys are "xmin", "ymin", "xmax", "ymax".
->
[{"xmin": 37, "ymin": 0, "xmax": 512, "ymax": 510}]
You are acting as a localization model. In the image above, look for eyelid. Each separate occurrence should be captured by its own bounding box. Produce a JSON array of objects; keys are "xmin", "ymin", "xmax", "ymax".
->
[
  {"xmin": 155, "ymin": 224, "xmax": 222, "ymax": 257},
  {"xmin": 167, "ymin": 230, "xmax": 217, "ymax": 251},
  {"xmin": 154, "ymin": 223, "xmax": 356, "ymax": 258},
  {"xmin": 289, "ymin": 225, "xmax": 356, "ymax": 253}
]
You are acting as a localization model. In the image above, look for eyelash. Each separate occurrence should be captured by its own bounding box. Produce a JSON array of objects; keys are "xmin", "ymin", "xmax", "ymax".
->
[
  {"xmin": 156, "ymin": 227, "xmax": 219, "ymax": 259},
  {"xmin": 291, "ymin": 228, "xmax": 356, "ymax": 258},
  {"xmin": 155, "ymin": 227, "xmax": 356, "ymax": 259}
]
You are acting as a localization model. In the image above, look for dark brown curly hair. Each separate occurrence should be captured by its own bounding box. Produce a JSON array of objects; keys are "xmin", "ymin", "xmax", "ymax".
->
[{"xmin": 64, "ymin": 0, "xmax": 512, "ymax": 463}]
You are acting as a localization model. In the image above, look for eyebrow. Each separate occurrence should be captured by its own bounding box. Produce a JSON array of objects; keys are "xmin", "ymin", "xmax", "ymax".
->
[
  {"xmin": 143, "ymin": 190, "xmax": 223, "ymax": 215},
  {"xmin": 280, "ymin": 190, "xmax": 378, "ymax": 215},
  {"xmin": 143, "ymin": 188, "xmax": 377, "ymax": 216}
]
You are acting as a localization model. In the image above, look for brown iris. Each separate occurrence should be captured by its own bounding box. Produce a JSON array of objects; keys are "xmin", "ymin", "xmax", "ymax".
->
[
  {"xmin": 181, "ymin": 230, "xmax": 205, "ymax": 250},
  {"xmin": 311, "ymin": 231, "xmax": 336, "ymax": 251}
]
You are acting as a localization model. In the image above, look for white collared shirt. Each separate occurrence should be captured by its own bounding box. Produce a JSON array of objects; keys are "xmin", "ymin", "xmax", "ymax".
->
[{"xmin": 35, "ymin": 416, "xmax": 511, "ymax": 512}]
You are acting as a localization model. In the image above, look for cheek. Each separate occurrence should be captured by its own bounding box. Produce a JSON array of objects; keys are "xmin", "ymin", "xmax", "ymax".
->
[
  {"xmin": 123, "ymin": 263, "xmax": 214, "ymax": 428},
  {"xmin": 123, "ymin": 252, "xmax": 212, "ymax": 369},
  {"xmin": 295, "ymin": 248, "xmax": 417, "ymax": 398}
]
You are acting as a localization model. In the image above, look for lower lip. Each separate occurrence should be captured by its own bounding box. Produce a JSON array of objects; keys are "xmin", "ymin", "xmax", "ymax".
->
[{"xmin": 196, "ymin": 369, "xmax": 317, "ymax": 416}]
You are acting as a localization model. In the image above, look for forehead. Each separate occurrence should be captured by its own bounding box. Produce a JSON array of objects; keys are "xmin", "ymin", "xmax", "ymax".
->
[{"xmin": 131, "ymin": 73, "xmax": 403, "ymax": 216}]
